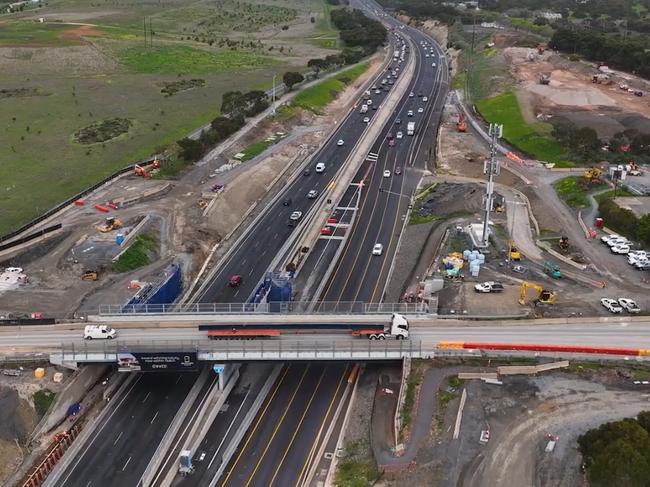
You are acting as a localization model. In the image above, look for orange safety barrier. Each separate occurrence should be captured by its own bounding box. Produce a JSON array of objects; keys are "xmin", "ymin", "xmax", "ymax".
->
[
  {"xmin": 453, "ymin": 341, "xmax": 643, "ymax": 357},
  {"xmin": 106, "ymin": 202, "xmax": 119, "ymax": 210},
  {"xmin": 74, "ymin": 199, "xmax": 85, "ymax": 206},
  {"xmin": 93, "ymin": 204, "xmax": 109, "ymax": 213}
]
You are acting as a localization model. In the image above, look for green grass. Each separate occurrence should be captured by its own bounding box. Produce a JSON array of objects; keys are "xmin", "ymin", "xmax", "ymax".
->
[
  {"xmin": 553, "ymin": 176, "xmax": 606, "ymax": 208},
  {"xmin": 508, "ymin": 17, "xmax": 554, "ymax": 37},
  {"xmin": 400, "ymin": 364, "xmax": 424, "ymax": 432},
  {"xmin": 119, "ymin": 45, "xmax": 275, "ymax": 74},
  {"xmin": 335, "ymin": 460, "xmax": 377, "ymax": 487},
  {"xmin": 238, "ymin": 133, "xmax": 287, "ymax": 161},
  {"xmin": 451, "ymin": 72, "xmax": 466, "ymax": 90},
  {"xmin": 291, "ymin": 62, "xmax": 369, "ymax": 114},
  {"xmin": 0, "ymin": 22, "xmax": 80, "ymax": 47},
  {"xmin": 112, "ymin": 234, "xmax": 158, "ymax": 272},
  {"xmin": 476, "ymin": 92, "xmax": 573, "ymax": 166},
  {"xmin": 596, "ymin": 188, "xmax": 635, "ymax": 201},
  {"xmin": 33, "ymin": 389, "xmax": 56, "ymax": 417}
]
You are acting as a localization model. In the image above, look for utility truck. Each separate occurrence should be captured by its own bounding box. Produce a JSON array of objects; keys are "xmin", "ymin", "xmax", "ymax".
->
[{"xmin": 407, "ymin": 122, "xmax": 415, "ymax": 135}]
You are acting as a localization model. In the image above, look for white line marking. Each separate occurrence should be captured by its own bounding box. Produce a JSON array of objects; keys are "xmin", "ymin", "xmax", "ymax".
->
[
  {"xmin": 150, "ymin": 411, "xmax": 159, "ymax": 424},
  {"xmin": 113, "ymin": 431, "xmax": 123, "ymax": 446},
  {"xmin": 141, "ymin": 392, "xmax": 150, "ymax": 404},
  {"xmin": 122, "ymin": 456, "xmax": 131, "ymax": 471},
  {"xmin": 207, "ymin": 389, "xmax": 251, "ymax": 470}
]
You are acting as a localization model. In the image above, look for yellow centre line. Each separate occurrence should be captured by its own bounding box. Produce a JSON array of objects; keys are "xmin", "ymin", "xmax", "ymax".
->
[
  {"xmin": 243, "ymin": 365, "xmax": 311, "ymax": 487},
  {"xmin": 267, "ymin": 367, "xmax": 328, "ymax": 486},
  {"xmin": 219, "ymin": 365, "xmax": 291, "ymax": 487},
  {"xmin": 295, "ymin": 365, "xmax": 349, "ymax": 486}
]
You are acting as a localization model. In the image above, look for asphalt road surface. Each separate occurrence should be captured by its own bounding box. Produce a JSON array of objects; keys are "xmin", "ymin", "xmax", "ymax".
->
[
  {"xmin": 217, "ymin": 363, "xmax": 349, "ymax": 487},
  {"xmin": 54, "ymin": 372, "xmax": 198, "ymax": 487}
]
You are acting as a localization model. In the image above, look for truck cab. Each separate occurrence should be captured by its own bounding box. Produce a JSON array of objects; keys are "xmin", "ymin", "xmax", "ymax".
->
[{"xmin": 389, "ymin": 313, "xmax": 409, "ymax": 339}]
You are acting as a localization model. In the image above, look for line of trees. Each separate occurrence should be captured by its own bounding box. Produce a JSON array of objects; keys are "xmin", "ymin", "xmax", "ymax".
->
[
  {"xmin": 176, "ymin": 90, "xmax": 269, "ymax": 162},
  {"xmin": 549, "ymin": 27, "xmax": 650, "ymax": 79},
  {"xmin": 579, "ymin": 411, "xmax": 650, "ymax": 487}
]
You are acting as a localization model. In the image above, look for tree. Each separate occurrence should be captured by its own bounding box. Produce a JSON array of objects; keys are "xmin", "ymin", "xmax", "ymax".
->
[
  {"xmin": 283, "ymin": 71, "xmax": 304, "ymax": 91},
  {"xmin": 177, "ymin": 137, "xmax": 204, "ymax": 162},
  {"xmin": 307, "ymin": 58, "xmax": 326, "ymax": 76}
]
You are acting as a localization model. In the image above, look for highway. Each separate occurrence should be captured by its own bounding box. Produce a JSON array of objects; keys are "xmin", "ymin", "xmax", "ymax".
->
[{"xmin": 54, "ymin": 372, "xmax": 199, "ymax": 487}]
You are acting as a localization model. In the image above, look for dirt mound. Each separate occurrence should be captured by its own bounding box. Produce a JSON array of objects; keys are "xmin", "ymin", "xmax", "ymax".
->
[
  {"xmin": 58, "ymin": 24, "xmax": 103, "ymax": 42},
  {"xmin": 417, "ymin": 183, "xmax": 483, "ymax": 217}
]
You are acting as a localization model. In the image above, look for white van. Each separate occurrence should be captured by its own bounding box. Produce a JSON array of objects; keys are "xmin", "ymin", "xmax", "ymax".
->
[
  {"xmin": 84, "ymin": 325, "xmax": 116, "ymax": 340},
  {"xmin": 315, "ymin": 163, "xmax": 325, "ymax": 173}
]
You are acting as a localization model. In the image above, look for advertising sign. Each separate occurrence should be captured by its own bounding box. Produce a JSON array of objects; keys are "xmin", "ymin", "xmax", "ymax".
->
[{"xmin": 117, "ymin": 352, "xmax": 198, "ymax": 372}]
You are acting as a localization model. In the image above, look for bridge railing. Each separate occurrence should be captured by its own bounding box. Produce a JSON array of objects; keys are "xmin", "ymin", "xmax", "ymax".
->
[{"xmin": 97, "ymin": 302, "xmax": 428, "ymax": 315}]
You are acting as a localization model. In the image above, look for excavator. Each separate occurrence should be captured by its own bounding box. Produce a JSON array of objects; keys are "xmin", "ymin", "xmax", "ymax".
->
[
  {"xmin": 96, "ymin": 217, "xmax": 121, "ymax": 233},
  {"xmin": 519, "ymin": 282, "xmax": 555, "ymax": 306},
  {"xmin": 583, "ymin": 167, "xmax": 603, "ymax": 185},
  {"xmin": 507, "ymin": 240, "xmax": 521, "ymax": 261},
  {"xmin": 456, "ymin": 113, "xmax": 467, "ymax": 132},
  {"xmin": 134, "ymin": 159, "xmax": 161, "ymax": 179},
  {"xmin": 558, "ymin": 236, "xmax": 569, "ymax": 252}
]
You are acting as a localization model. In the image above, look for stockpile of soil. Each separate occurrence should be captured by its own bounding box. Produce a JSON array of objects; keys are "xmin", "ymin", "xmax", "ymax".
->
[
  {"xmin": 416, "ymin": 183, "xmax": 483, "ymax": 218},
  {"xmin": 0, "ymin": 386, "xmax": 38, "ymax": 483}
]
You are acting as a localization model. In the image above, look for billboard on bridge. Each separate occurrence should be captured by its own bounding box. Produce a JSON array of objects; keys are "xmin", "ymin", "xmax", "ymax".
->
[{"xmin": 117, "ymin": 352, "xmax": 198, "ymax": 372}]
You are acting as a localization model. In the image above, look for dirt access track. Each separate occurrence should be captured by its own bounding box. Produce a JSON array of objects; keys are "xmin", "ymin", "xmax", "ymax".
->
[{"xmin": 507, "ymin": 47, "xmax": 650, "ymax": 138}]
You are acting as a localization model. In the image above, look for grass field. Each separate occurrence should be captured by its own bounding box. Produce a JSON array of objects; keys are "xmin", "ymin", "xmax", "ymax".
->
[
  {"xmin": 553, "ymin": 176, "xmax": 593, "ymax": 208},
  {"xmin": 239, "ymin": 133, "xmax": 287, "ymax": 161},
  {"xmin": 0, "ymin": 0, "xmax": 339, "ymax": 235},
  {"xmin": 291, "ymin": 62, "xmax": 369, "ymax": 114},
  {"xmin": 476, "ymin": 92, "xmax": 573, "ymax": 167}
]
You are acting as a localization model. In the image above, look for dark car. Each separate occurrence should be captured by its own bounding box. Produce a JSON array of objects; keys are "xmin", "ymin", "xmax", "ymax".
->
[
  {"xmin": 372, "ymin": 105, "xmax": 378, "ymax": 110},
  {"xmin": 303, "ymin": 168, "xmax": 311, "ymax": 176},
  {"xmin": 228, "ymin": 275, "xmax": 242, "ymax": 287},
  {"xmin": 388, "ymin": 139, "xmax": 396, "ymax": 147},
  {"xmin": 395, "ymin": 118, "xmax": 401, "ymax": 124},
  {"xmin": 395, "ymin": 167, "xmax": 402, "ymax": 175},
  {"xmin": 283, "ymin": 197, "xmax": 292, "ymax": 206}
]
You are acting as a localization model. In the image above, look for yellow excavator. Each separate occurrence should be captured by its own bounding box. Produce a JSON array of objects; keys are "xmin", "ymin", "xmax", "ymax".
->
[
  {"xmin": 507, "ymin": 240, "xmax": 521, "ymax": 261},
  {"xmin": 519, "ymin": 282, "xmax": 555, "ymax": 306},
  {"xmin": 583, "ymin": 167, "xmax": 603, "ymax": 185},
  {"xmin": 96, "ymin": 217, "xmax": 122, "ymax": 233}
]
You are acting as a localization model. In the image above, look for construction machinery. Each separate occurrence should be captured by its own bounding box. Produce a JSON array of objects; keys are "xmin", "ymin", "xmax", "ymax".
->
[
  {"xmin": 519, "ymin": 282, "xmax": 555, "ymax": 306},
  {"xmin": 456, "ymin": 113, "xmax": 467, "ymax": 132},
  {"xmin": 543, "ymin": 261, "xmax": 561, "ymax": 279},
  {"xmin": 81, "ymin": 270, "xmax": 98, "ymax": 281},
  {"xmin": 134, "ymin": 159, "xmax": 160, "ymax": 179},
  {"xmin": 539, "ymin": 73, "xmax": 551, "ymax": 85},
  {"xmin": 96, "ymin": 217, "xmax": 121, "ymax": 233},
  {"xmin": 583, "ymin": 167, "xmax": 603, "ymax": 185},
  {"xmin": 592, "ymin": 74, "xmax": 611, "ymax": 85},
  {"xmin": 559, "ymin": 236, "xmax": 569, "ymax": 252},
  {"xmin": 507, "ymin": 240, "xmax": 521, "ymax": 261}
]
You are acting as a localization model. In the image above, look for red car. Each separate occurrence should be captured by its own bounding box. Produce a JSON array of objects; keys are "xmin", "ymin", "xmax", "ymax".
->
[
  {"xmin": 228, "ymin": 275, "xmax": 242, "ymax": 287},
  {"xmin": 320, "ymin": 227, "xmax": 333, "ymax": 236},
  {"xmin": 388, "ymin": 139, "xmax": 396, "ymax": 147}
]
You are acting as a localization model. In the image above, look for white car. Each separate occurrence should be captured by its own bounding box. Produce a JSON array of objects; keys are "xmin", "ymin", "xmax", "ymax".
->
[
  {"xmin": 601, "ymin": 298, "xmax": 623, "ymax": 314},
  {"xmin": 363, "ymin": 117, "xmax": 370, "ymax": 123},
  {"xmin": 432, "ymin": 62, "xmax": 436, "ymax": 67},
  {"xmin": 307, "ymin": 190, "xmax": 318, "ymax": 199},
  {"xmin": 383, "ymin": 169, "xmax": 391, "ymax": 178},
  {"xmin": 337, "ymin": 139, "xmax": 344, "ymax": 146},
  {"xmin": 409, "ymin": 92, "xmax": 414, "ymax": 98},
  {"xmin": 425, "ymin": 53, "xmax": 430, "ymax": 57},
  {"xmin": 618, "ymin": 298, "xmax": 641, "ymax": 313},
  {"xmin": 315, "ymin": 162, "xmax": 325, "ymax": 173},
  {"xmin": 422, "ymin": 96, "xmax": 428, "ymax": 102},
  {"xmin": 474, "ymin": 281, "xmax": 505, "ymax": 293},
  {"xmin": 611, "ymin": 244, "xmax": 630, "ymax": 254},
  {"xmin": 407, "ymin": 110, "xmax": 414, "ymax": 117},
  {"xmin": 601, "ymin": 234, "xmax": 621, "ymax": 244},
  {"xmin": 607, "ymin": 238, "xmax": 628, "ymax": 248},
  {"xmin": 375, "ymin": 89, "xmax": 381, "ymax": 94},
  {"xmin": 366, "ymin": 99, "xmax": 372, "ymax": 105},
  {"xmin": 396, "ymin": 131, "xmax": 403, "ymax": 139},
  {"xmin": 372, "ymin": 243, "xmax": 383, "ymax": 255},
  {"xmin": 418, "ymin": 107, "xmax": 424, "ymax": 113}
]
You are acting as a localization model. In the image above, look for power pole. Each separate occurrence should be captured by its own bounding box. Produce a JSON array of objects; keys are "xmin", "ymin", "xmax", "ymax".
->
[{"xmin": 481, "ymin": 123, "xmax": 502, "ymax": 247}]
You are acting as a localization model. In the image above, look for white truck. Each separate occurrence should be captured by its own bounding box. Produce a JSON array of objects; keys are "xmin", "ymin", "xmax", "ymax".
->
[
  {"xmin": 394, "ymin": 50, "xmax": 400, "ymax": 59},
  {"xmin": 84, "ymin": 325, "xmax": 117, "ymax": 340},
  {"xmin": 360, "ymin": 104, "xmax": 368, "ymax": 114},
  {"xmin": 407, "ymin": 122, "xmax": 415, "ymax": 136}
]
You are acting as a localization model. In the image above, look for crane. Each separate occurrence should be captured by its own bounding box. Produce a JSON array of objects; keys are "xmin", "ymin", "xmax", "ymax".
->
[{"xmin": 519, "ymin": 282, "xmax": 555, "ymax": 306}]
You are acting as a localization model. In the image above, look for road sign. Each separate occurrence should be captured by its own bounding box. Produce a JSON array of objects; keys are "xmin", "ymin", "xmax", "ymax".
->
[{"xmin": 212, "ymin": 364, "xmax": 225, "ymax": 374}]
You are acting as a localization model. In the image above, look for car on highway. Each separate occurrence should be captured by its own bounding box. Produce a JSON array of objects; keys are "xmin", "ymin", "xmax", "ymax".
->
[
  {"xmin": 303, "ymin": 168, "xmax": 311, "ymax": 176},
  {"xmin": 372, "ymin": 105, "xmax": 378, "ymax": 110},
  {"xmin": 307, "ymin": 190, "xmax": 318, "ymax": 199},
  {"xmin": 395, "ymin": 118, "xmax": 402, "ymax": 124},
  {"xmin": 396, "ymin": 131, "xmax": 403, "ymax": 139},
  {"xmin": 228, "ymin": 275, "xmax": 242, "ymax": 287},
  {"xmin": 363, "ymin": 117, "xmax": 370, "ymax": 123},
  {"xmin": 389, "ymin": 80, "xmax": 395, "ymax": 85},
  {"xmin": 372, "ymin": 243, "xmax": 383, "ymax": 255},
  {"xmin": 288, "ymin": 211, "xmax": 303, "ymax": 226},
  {"xmin": 337, "ymin": 139, "xmax": 344, "ymax": 146},
  {"xmin": 394, "ymin": 167, "xmax": 402, "ymax": 175},
  {"xmin": 601, "ymin": 298, "xmax": 623, "ymax": 313},
  {"xmin": 474, "ymin": 281, "xmax": 505, "ymax": 293},
  {"xmin": 282, "ymin": 197, "xmax": 292, "ymax": 206},
  {"xmin": 375, "ymin": 89, "xmax": 381, "ymax": 94},
  {"xmin": 618, "ymin": 298, "xmax": 641, "ymax": 313},
  {"xmin": 366, "ymin": 99, "xmax": 372, "ymax": 105},
  {"xmin": 315, "ymin": 162, "xmax": 325, "ymax": 173},
  {"xmin": 84, "ymin": 325, "xmax": 116, "ymax": 340},
  {"xmin": 423, "ymin": 96, "xmax": 428, "ymax": 102},
  {"xmin": 383, "ymin": 169, "xmax": 391, "ymax": 177},
  {"xmin": 418, "ymin": 107, "xmax": 424, "ymax": 113},
  {"xmin": 407, "ymin": 110, "xmax": 414, "ymax": 117},
  {"xmin": 432, "ymin": 62, "xmax": 436, "ymax": 67},
  {"xmin": 409, "ymin": 92, "xmax": 414, "ymax": 97},
  {"xmin": 425, "ymin": 53, "xmax": 430, "ymax": 57},
  {"xmin": 388, "ymin": 139, "xmax": 396, "ymax": 147},
  {"xmin": 320, "ymin": 226, "xmax": 333, "ymax": 236}
]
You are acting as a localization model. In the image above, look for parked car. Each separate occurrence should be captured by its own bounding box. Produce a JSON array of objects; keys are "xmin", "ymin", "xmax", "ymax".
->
[
  {"xmin": 611, "ymin": 244, "xmax": 630, "ymax": 254},
  {"xmin": 601, "ymin": 298, "xmax": 623, "ymax": 313},
  {"xmin": 474, "ymin": 281, "xmax": 505, "ymax": 293},
  {"xmin": 618, "ymin": 298, "xmax": 641, "ymax": 313}
]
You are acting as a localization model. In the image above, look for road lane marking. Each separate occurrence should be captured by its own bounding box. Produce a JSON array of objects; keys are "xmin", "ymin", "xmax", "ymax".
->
[
  {"xmin": 207, "ymin": 389, "xmax": 252, "ymax": 470},
  {"xmin": 150, "ymin": 411, "xmax": 159, "ymax": 424},
  {"xmin": 248, "ymin": 268, "xmax": 254, "ymax": 276},
  {"xmin": 220, "ymin": 365, "xmax": 292, "ymax": 486},
  {"xmin": 243, "ymin": 366, "xmax": 311, "ymax": 487},
  {"xmin": 122, "ymin": 456, "xmax": 131, "ymax": 471},
  {"xmin": 113, "ymin": 431, "xmax": 123, "ymax": 446},
  {"xmin": 296, "ymin": 366, "xmax": 349, "ymax": 486},
  {"xmin": 141, "ymin": 392, "xmax": 150, "ymax": 404},
  {"xmin": 233, "ymin": 289, "xmax": 240, "ymax": 297},
  {"xmin": 175, "ymin": 375, "xmax": 182, "ymax": 384}
]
